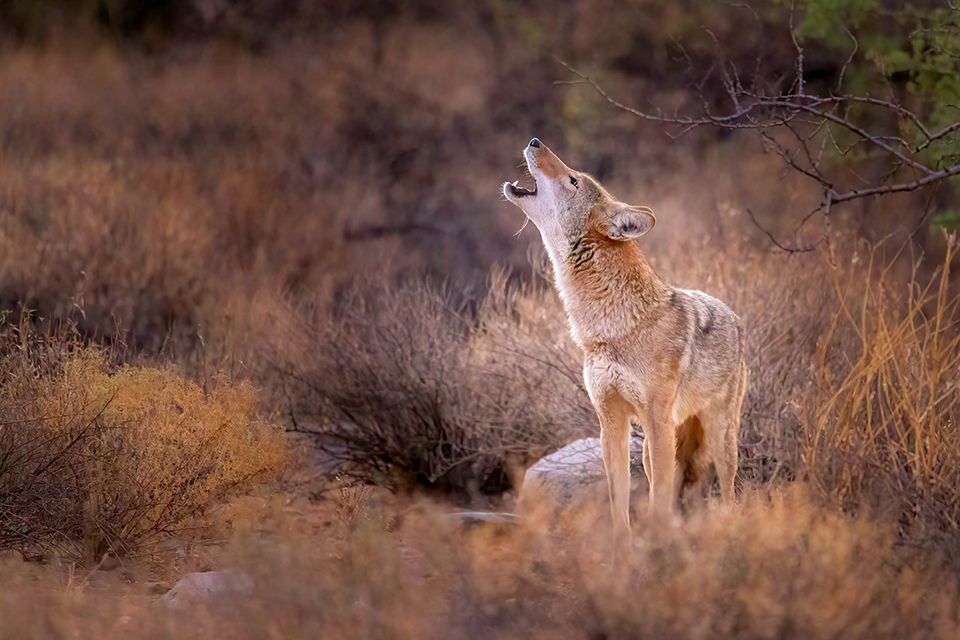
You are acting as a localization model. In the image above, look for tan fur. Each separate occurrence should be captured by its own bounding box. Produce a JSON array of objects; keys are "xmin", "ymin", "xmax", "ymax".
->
[{"xmin": 504, "ymin": 139, "xmax": 747, "ymax": 551}]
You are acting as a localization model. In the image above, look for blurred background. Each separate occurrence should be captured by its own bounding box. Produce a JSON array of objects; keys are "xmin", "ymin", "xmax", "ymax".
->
[{"xmin": 5, "ymin": 0, "xmax": 956, "ymax": 349}]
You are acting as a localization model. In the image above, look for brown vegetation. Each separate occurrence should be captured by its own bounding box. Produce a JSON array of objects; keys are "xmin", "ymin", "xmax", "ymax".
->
[
  {"xmin": 276, "ymin": 274, "xmax": 593, "ymax": 497},
  {"xmin": 804, "ymin": 237, "xmax": 960, "ymax": 543},
  {"xmin": 3, "ymin": 487, "xmax": 960, "ymax": 639}
]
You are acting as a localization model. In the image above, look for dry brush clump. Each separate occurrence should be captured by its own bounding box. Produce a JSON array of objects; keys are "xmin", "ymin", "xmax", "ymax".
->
[
  {"xmin": 803, "ymin": 235, "xmax": 960, "ymax": 541},
  {"xmin": 0, "ymin": 22, "xmax": 837, "ymax": 371},
  {"xmin": 0, "ymin": 325, "xmax": 287, "ymax": 564},
  {"xmin": 188, "ymin": 487, "xmax": 960, "ymax": 639},
  {"xmin": 682, "ymin": 231, "xmax": 960, "ymax": 553},
  {"xmin": 275, "ymin": 274, "xmax": 594, "ymax": 499}
]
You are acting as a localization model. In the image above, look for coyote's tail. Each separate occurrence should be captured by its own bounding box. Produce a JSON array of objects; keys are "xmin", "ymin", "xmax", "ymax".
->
[{"xmin": 676, "ymin": 414, "xmax": 705, "ymax": 491}]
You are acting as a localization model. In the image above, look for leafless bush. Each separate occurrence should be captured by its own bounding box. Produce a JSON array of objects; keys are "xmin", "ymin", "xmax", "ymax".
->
[
  {"xmin": 276, "ymin": 274, "xmax": 594, "ymax": 498},
  {"xmin": 0, "ymin": 323, "xmax": 288, "ymax": 564}
]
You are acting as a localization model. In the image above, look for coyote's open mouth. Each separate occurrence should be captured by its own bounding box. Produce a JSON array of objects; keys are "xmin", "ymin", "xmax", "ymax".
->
[{"xmin": 507, "ymin": 179, "xmax": 537, "ymax": 198}]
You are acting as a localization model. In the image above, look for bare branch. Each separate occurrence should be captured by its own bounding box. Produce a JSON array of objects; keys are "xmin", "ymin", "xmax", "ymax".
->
[
  {"xmin": 836, "ymin": 27, "xmax": 859, "ymax": 94},
  {"xmin": 760, "ymin": 98, "xmax": 932, "ymax": 174},
  {"xmin": 746, "ymin": 208, "xmax": 819, "ymax": 253},
  {"xmin": 760, "ymin": 130, "xmax": 833, "ymax": 190},
  {"xmin": 831, "ymin": 162, "xmax": 960, "ymax": 203},
  {"xmin": 555, "ymin": 59, "xmax": 778, "ymax": 129},
  {"xmin": 561, "ymin": 63, "xmax": 943, "ymax": 178},
  {"xmin": 789, "ymin": 1, "xmax": 805, "ymax": 97},
  {"xmin": 829, "ymin": 95, "xmax": 930, "ymax": 142},
  {"xmin": 557, "ymin": 16, "xmax": 960, "ymax": 253},
  {"xmin": 918, "ymin": 121, "xmax": 960, "ymax": 151}
]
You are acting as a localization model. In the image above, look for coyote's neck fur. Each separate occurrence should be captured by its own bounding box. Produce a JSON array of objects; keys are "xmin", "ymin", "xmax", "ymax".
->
[{"xmin": 552, "ymin": 226, "xmax": 669, "ymax": 350}]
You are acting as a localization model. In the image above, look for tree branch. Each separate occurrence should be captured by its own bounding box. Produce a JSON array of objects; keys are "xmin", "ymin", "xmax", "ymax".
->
[{"xmin": 557, "ymin": 37, "xmax": 960, "ymax": 252}]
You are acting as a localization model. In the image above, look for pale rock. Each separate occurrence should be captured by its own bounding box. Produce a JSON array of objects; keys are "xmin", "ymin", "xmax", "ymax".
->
[
  {"xmin": 160, "ymin": 571, "xmax": 254, "ymax": 608},
  {"xmin": 515, "ymin": 437, "xmax": 648, "ymax": 519}
]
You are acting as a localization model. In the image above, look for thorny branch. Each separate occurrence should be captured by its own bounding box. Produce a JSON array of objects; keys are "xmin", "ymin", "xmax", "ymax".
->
[{"xmin": 557, "ymin": 23, "xmax": 960, "ymax": 254}]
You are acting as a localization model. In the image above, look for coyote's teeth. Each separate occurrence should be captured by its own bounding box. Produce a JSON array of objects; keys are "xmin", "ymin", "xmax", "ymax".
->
[{"xmin": 512, "ymin": 180, "xmax": 519, "ymax": 187}]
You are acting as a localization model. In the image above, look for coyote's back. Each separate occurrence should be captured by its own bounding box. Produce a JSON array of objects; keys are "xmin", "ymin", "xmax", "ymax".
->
[{"xmin": 503, "ymin": 138, "xmax": 747, "ymax": 551}]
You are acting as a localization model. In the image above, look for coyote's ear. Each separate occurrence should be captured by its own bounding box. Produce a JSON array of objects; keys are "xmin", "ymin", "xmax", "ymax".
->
[{"xmin": 603, "ymin": 204, "xmax": 656, "ymax": 240}]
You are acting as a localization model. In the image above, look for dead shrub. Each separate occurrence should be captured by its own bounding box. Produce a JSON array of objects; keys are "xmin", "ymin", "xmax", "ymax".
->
[
  {"xmin": 0, "ymin": 485, "xmax": 955, "ymax": 640},
  {"xmin": 276, "ymin": 274, "xmax": 593, "ymax": 499},
  {"xmin": 107, "ymin": 486, "xmax": 951, "ymax": 640},
  {"xmin": 0, "ymin": 324, "xmax": 287, "ymax": 563}
]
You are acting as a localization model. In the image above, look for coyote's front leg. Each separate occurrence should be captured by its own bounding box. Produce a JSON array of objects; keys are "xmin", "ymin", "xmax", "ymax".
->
[{"xmin": 594, "ymin": 389, "xmax": 634, "ymax": 557}]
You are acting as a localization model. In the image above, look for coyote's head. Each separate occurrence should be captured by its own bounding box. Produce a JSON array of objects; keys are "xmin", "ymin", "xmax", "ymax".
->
[{"xmin": 503, "ymin": 138, "xmax": 656, "ymax": 254}]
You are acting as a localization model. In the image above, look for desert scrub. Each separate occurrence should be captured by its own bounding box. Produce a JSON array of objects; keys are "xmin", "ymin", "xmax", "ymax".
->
[
  {"xmin": 0, "ymin": 333, "xmax": 287, "ymax": 564},
  {"xmin": 1, "ymin": 487, "xmax": 944, "ymax": 640},
  {"xmin": 277, "ymin": 274, "xmax": 594, "ymax": 499}
]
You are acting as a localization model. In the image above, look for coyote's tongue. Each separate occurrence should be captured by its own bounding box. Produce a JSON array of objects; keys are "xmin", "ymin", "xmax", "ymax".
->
[{"xmin": 507, "ymin": 179, "xmax": 536, "ymax": 197}]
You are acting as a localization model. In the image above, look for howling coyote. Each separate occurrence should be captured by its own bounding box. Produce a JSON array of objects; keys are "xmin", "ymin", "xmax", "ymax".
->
[{"xmin": 503, "ymin": 139, "xmax": 747, "ymax": 547}]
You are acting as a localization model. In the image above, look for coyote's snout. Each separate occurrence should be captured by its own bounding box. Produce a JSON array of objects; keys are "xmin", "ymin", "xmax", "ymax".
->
[{"xmin": 504, "ymin": 138, "xmax": 747, "ymax": 548}]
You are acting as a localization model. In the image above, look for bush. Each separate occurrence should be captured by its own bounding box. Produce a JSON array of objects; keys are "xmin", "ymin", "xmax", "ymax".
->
[
  {"xmin": 274, "ymin": 273, "xmax": 594, "ymax": 499},
  {"xmin": 0, "ymin": 325, "xmax": 287, "ymax": 563}
]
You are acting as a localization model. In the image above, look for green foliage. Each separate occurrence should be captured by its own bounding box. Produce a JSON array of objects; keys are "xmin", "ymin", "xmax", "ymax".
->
[
  {"xmin": 783, "ymin": 1, "xmax": 960, "ymax": 180},
  {"xmin": 795, "ymin": 0, "xmax": 960, "ymax": 114},
  {"xmin": 932, "ymin": 208, "xmax": 960, "ymax": 232},
  {"xmin": 797, "ymin": 0, "xmax": 876, "ymax": 44}
]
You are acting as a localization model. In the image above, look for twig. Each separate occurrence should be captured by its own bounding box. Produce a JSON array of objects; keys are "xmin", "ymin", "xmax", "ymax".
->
[
  {"xmin": 745, "ymin": 208, "xmax": 818, "ymax": 253},
  {"xmin": 557, "ymin": 41, "xmax": 960, "ymax": 253},
  {"xmin": 789, "ymin": 0, "xmax": 804, "ymax": 97}
]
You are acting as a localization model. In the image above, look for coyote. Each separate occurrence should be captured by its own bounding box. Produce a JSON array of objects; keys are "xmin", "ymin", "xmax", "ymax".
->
[{"xmin": 503, "ymin": 139, "xmax": 747, "ymax": 546}]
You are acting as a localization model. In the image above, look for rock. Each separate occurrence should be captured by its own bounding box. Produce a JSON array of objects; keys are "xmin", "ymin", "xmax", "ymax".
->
[
  {"xmin": 159, "ymin": 571, "xmax": 254, "ymax": 608},
  {"xmin": 515, "ymin": 437, "xmax": 648, "ymax": 520},
  {"xmin": 439, "ymin": 511, "xmax": 521, "ymax": 531}
]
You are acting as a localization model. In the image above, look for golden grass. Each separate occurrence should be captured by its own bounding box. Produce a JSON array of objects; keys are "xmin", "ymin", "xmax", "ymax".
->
[{"xmin": 804, "ymin": 236, "xmax": 960, "ymax": 538}]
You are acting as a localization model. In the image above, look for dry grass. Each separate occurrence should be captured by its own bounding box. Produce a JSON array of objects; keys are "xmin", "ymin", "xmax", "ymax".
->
[
  {"xmin": 804, "ymin": 236, "xmax": 960, "ymax": 540},
  {"xmin": 0, "ymin": 486, "xmax": 958, "ymax": 640},
  {"xmin": 4, "ymin": 231, "xmax": 957, "ymax": 636}
]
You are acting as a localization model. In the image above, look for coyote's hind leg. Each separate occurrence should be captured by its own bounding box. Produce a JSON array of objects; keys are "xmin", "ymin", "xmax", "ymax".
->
[{"xmin": 701, "ymin": 403, "xmax": 740, "ymax": 504}]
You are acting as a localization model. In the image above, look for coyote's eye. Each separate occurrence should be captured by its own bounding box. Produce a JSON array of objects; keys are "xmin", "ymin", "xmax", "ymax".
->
[{"xmin": 570, "ymin": 176, "xmax": 578, "ymax": 187}]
